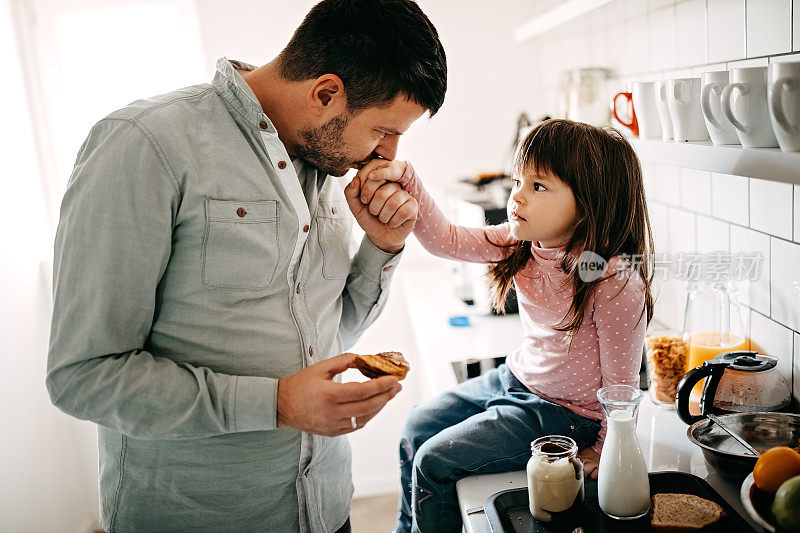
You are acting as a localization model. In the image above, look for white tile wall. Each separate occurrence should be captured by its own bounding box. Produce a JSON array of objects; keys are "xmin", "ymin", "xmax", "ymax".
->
[
  {"xmin": 695, "ymin": 215, "xmax": 729, "ymax": 253},
  {"xmin": 750, "ymin": 311, "xmax": 794, "ymax": 388},
  {"xmin": 746, "ymin": 0, "xmax": 792, "ymax": 57},
  {"xmin": 711, "ymin": 173, "xmax": 749, "ymax": 225},
  {"xmin": 528, "ymin": 0, "xmax": 800, "ymax": 404},
  {"xmin": 675, "ymin": 0, "xmax": 707, "ymax": 66},
  {"xmin": 707, "ymin": 0, "xmax": 746, "ymax": 63},
  {"xmin": 649, "ymin": 0, "xmax": 674, "ymax": 11},
  {"xmin": 680, "ymin": 168, "xmax": 712, "ymax": 215},
  {"xmin": 730, "ymin": 226, "xmax": 770, "ymax": 315},
  {"xmin": 668, "ymin": 207, "xmax": 696, "ymax": 253},
  {"xmin": 795, "ymin": 185, "xmax": 800, "ymax": 242},
  {"xmin": 649, "ymin": 6, "xmax": 677, "ymax": 71},
  {"xmin": 795, "ymin": 0, "xmax": 800, "ymax": 51},
  {"xmin": 650, "ymin": 202, "xmax": 671, "ymax": 253},
  {"xmin": 653, "ymin": 165, "xmax": 681, "ymax": 205},
  {"xmin": 749, "ymin": 180, "xmax": 794, "ymax": 240},
  {"xmin": 625, "ymin": 0, "xmax": 649, "ymax": 19},
  {"xmin": 628, "ymin": 15, "xmax": 651, "ymax": 73},
  {"xmin": 652, "ymin": 278, "xmax": 688, "ymax": 330},
  {"xmin": 771, "ymin": 237, "xmax": 800, "ymax": 331},
  {"xmin": 643, "ymin": 162, "xmax": 656, "ymax": 198}
]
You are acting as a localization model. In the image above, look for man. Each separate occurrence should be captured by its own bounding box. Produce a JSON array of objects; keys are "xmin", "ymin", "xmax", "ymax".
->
[{"xmin": 46, "ymin": 1, "xmax": 447, "ymax": 531}]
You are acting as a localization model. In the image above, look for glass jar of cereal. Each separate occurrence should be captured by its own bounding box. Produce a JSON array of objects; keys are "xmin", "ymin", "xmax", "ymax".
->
[{"xmin": 645, "ymin": 330, "xmax": 689, "ymax": 408}]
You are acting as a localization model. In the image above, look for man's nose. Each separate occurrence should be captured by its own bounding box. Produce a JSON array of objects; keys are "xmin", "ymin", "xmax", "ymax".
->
[{"xmin": 375, "ymin": 136, "xmax": 399, "ymax": 161}]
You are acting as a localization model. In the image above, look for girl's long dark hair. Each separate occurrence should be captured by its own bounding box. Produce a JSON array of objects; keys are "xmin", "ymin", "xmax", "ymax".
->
[{"xmin": 488, "ymin": 119, "xmax": 654, "ymax": 336}]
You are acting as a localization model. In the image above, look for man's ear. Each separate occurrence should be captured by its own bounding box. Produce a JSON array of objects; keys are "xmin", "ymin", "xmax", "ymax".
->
[{"xmin": 307, "ymin": 74, "xmax": 347, "ymax": 117}]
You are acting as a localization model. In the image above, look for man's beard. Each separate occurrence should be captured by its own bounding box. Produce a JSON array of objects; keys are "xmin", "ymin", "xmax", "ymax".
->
[{"xmin": 295, "ymin": 114, "xmax": 363, "ymax": 177}]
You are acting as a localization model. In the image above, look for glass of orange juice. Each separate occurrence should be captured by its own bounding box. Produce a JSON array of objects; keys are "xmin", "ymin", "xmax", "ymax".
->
[{"xmin": 683, "ymin": 281, "xmax": 748, "ymax": 397}]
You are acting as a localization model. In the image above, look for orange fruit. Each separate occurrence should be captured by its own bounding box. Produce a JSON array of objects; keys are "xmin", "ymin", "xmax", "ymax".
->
[{"xmin": 753, "ymin": 446, "xmax": 800, "ymax": 493}]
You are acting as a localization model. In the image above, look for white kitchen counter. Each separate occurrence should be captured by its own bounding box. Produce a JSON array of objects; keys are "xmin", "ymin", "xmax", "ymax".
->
[
  {"xmin": 401, "ymin": 261, "xmax": 523, "ymax": 400},
  {"xmin": 400, "ymin": 260, "xmax": 763, "ymax": 532},
  {"xmin": 455, "ymin": 395, "xmax": 763, "ymax": 532}
]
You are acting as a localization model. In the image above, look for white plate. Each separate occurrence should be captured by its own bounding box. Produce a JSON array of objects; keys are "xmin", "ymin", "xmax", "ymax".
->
[{"xmin": 740, "ymin": 472, "xmax": 776, "ymax": 533}]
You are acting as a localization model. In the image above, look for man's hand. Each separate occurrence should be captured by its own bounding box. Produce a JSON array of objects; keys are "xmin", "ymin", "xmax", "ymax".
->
[
  {"xmin": 276, "ymin": 353, "xmax": 402, "ymax": 437},
  {"xmin": 578, "ymin": 446, "xmax": 600, "ymax": 479},
  {"xmin": 344, "ymin": 159, "xmax": 417, "ymax": 254}
]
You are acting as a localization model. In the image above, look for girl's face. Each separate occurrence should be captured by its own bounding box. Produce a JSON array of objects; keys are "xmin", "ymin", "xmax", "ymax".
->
[{"xmin": 507, "ymin": 167, "xmax": 580, "ymax": 248}]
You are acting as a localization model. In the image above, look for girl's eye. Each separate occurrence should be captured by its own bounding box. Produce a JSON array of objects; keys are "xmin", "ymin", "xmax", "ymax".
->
[
  {"xmin": 533, "ymin": 182, "xmax": 547, "ymax": 192},
  {"xmin": 512, "ymin": 179, "xmax": 521, "ymax": 188},
  {"xmin": 377, "ymin": 131, "xmax": 388, "ymax": 139}
]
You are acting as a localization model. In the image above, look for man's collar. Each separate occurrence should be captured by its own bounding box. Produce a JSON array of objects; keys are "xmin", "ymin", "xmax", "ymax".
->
[
  {"xmin": 211, "ymin": 57, "xmax": 277, "ymax": 134},
  {"xmin": 211, "ymin": 57, "xmax": 324, "ymax": 180}
]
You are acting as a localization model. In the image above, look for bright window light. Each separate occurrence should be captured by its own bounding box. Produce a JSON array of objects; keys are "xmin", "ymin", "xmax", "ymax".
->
[
  {"xmin": 0, "ymin": 0, "xmax": 49, "ymax": 263},
  {"xmin": 49, "ymin": 1, "xmax": 206, "ymax": 192}
]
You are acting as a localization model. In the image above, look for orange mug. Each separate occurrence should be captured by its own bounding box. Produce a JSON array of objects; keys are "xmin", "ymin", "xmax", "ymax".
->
[{"xmin": 611, "ymin": 91, "xmax": 639, "ymax": 137}]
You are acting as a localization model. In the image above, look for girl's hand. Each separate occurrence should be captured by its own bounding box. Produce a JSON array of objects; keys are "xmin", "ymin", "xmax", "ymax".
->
[
  {"xmin": 344, "ymin": 159, "xmax": 418, "ymax": 252},
  {"xmin": 578, "ymin": 447, "xmax": 600, "ymax": 479},
  {"xmin": 355, "ymin": 159, "xmax": 408, "ymax": 205}
]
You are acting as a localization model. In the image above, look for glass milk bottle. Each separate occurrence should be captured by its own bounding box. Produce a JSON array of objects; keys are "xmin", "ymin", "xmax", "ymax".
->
[{"xmin": 597, "ymin": 385, "xmax": 650, "ymax": 520}]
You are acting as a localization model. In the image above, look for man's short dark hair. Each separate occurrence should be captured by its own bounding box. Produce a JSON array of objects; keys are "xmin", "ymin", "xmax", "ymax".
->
[{"xmin": 278, "ymin": 0, "xmax": 447, "ymax": 116}]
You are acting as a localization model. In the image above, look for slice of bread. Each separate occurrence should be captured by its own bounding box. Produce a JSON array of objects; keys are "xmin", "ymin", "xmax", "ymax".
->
[{"xmin": 650, "ymin": 493, "xmax": 724, "ymax": 532}]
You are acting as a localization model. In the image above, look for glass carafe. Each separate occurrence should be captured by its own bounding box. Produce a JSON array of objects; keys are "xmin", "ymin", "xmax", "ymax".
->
[
  {"xmin": 597, "ymin": 385, "xmax": 650, "ymax": 520},
  {"xmin": 683, "ymin": 280, "xmax": 748, "ymax": 397},
  {"xmin": 568, "ymin": 67, "xmax": 611, "ymax": 126}
]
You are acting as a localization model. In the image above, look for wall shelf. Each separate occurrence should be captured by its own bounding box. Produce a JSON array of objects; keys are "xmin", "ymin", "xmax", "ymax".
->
[{"xmin": 629, "ymin": 138, "xmax": 800, "ymax": 186}]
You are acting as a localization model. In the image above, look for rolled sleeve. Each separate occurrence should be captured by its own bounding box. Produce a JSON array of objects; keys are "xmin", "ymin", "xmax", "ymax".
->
[{"xmin": 234, "ymin": 375, "xmax": 280, "ymax": 432}]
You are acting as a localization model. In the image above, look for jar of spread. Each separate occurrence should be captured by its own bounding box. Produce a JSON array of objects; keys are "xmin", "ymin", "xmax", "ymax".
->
[{"xmin": 526, "ymin": 435, "xmax": 584, "ymax": 522}]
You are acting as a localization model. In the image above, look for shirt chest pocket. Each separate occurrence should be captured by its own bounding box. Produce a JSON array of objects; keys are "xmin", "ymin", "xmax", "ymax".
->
[
  {"xmin": 315, "ymin": 202, "xmax": 352, "ymax": 280},
  {"xmin": 202, "ymin": 198, "xmax": 280, "ymax": 290}
]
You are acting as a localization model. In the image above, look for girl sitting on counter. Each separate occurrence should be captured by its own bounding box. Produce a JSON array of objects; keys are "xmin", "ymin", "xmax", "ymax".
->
[{"xmin": 355, "ymin": 119, "xmax": 654, "ymax": 533}]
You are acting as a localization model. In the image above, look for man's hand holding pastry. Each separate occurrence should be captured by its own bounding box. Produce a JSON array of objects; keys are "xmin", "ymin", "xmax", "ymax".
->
[
  {"xmin": 276, "ymin": 353, "xmax": 402, "ymax": 437},
  {"xmin": 276, "ymin": 351, "xmax": 410, "ymax": 437}
]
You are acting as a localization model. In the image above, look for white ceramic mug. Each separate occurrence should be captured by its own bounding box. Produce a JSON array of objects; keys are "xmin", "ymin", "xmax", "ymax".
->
[
  {"xmin": 667, "ymin": 78, "xmax": 709, "ymax": 142},
  {"xmin": 632, "ymin": 82, "xmax": 662, "ymax": 139},
  {"xmin": 768, "ymin": 61, "xmax": 800, "ymax": 152},
  {"xmin": 700, "ymin": 71, "xmax": 740, "ymax": 145},
  {"xmin": 654, "ymin": 80, "xmax": 673, "ymax": 141},
  {"xmin": 721, "ymin": 66, "xmax": 779, "ymax": 148}
]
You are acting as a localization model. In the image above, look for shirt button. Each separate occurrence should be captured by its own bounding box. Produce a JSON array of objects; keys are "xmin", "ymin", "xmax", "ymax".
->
[
  {"xmin": 295, "ymin": 284, "xmax": 300, "ymax": 294},
  {"xmin": 303, "ymin": 224, "xmax": 310, "ymax": 233},
  {"xmin": 236, "ymin": 208, "xmax": 247, "ymax": 218},
  {"xmin": 278, "ymin": 161, "xmax": 287, "ymax": 169},
  {"xmin": 304, "ymin": 467, "xmax": 310, "ymax": 477},
  {"xmin": 331, "ymin": 206, "xmax": 337, "ymax": 215},
  {"xmin": 259, "ymin": 121, "xmax": 268, "ymax": 130},
  {"xmin": 309, "ymin": 347, "xmax": 314, "ymax": 356},
  {"xmin": 383, "ymin": 266, "xmax": 391, "ymax": 272}
]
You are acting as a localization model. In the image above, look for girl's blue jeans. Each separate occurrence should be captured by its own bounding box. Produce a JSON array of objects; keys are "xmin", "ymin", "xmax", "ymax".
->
[{"xmin": 394, "ymin": 364, "xmax": 601, "ymax": 533}]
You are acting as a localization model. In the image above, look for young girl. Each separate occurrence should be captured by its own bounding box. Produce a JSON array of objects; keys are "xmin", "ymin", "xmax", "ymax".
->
[{"xmin": 357, "ymin": 119, "xmax": 653, "ymax": 533}]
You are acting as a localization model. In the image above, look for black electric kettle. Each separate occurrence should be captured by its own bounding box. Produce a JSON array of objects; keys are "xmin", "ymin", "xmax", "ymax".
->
[{"xmin": 676, "ymin": 351, "xmax": 792, "ymax": 424}]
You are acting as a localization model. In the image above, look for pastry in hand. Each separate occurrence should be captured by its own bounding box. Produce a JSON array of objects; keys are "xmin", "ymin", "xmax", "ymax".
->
[{"xmin": 353, "ymin": 351, "xmax": 409, "ymax": 380}]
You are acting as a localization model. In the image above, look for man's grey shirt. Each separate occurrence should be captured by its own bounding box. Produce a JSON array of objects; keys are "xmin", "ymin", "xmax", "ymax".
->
[{"xmin": 47, "ymin": 58, "xmax": 401, "ymax": 532}]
